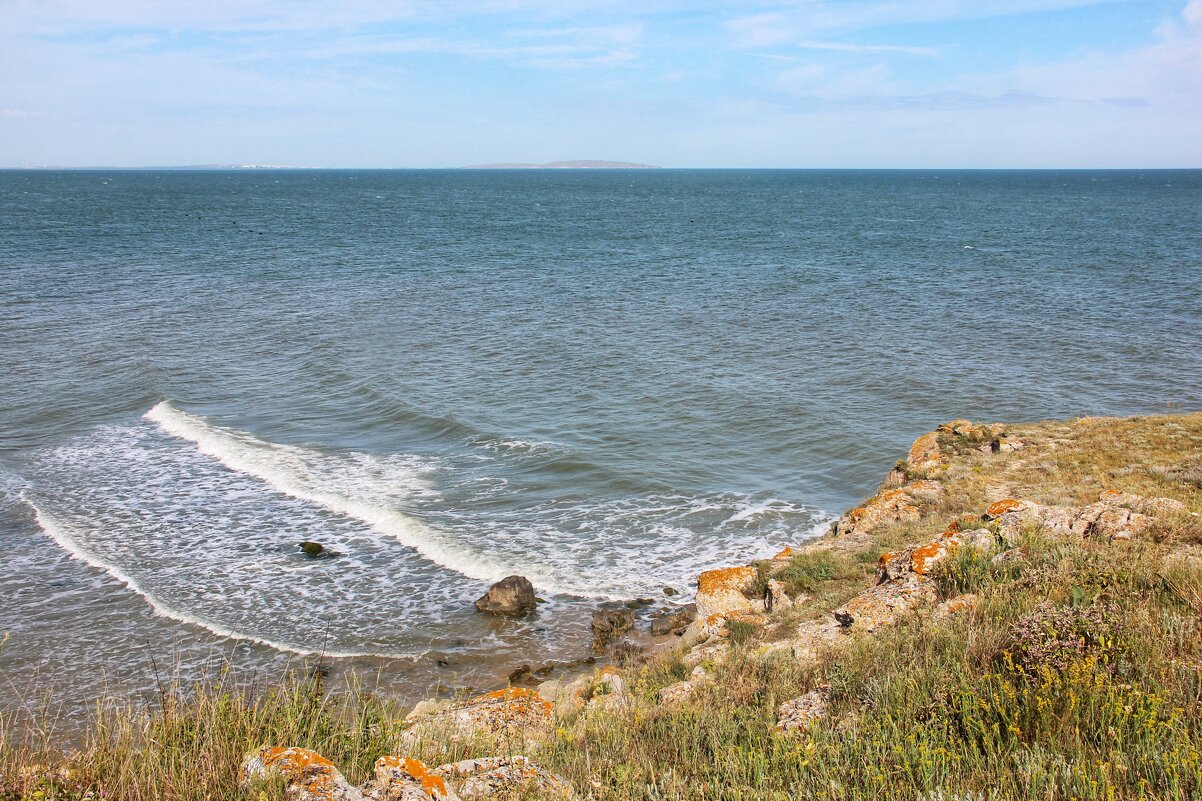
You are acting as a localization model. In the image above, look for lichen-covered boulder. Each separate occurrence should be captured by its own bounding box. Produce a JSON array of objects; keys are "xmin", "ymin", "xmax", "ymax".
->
[
  {"xmin": 838, "ymin": 578, "xmax": 939, "ymax": 633},
  {"xmin": 937, "ymin": 419, "xmax": 1000, "ymax": 443},
  {"xmin": 907, "ymin": 431, "xmax": 944, "ymax": 474},
  {"xmin": 435, "ymin": 756, "xmax": 574, "ymax": 800},
  {"xmin": 983, "ymin": 490, "xmax": 1180, "ymax": 544},
  {"xmin": 367, "ymin": 756, "xmax": 460, "ymax": 800},
  {"xmin": 401, "ymin": 688, "xmax": 553, "ymax": 748},
  {"xmin": 1098, "ymin": 488, "xmax": 1186, "ymax": 516},
  {"xmin": 695, "ymin": 565, "xmax": 760, "ymax": 618},
  {"xmin": 241, "ymin": 747, "xmax": 363, "ymax": 801},
  {"xmin": 834, "ymin": 482, "xmax": 941, "ymax": 539},
  {"xmin": 474, "ymin": 576, "xmax": 536, "ymax": 616}
]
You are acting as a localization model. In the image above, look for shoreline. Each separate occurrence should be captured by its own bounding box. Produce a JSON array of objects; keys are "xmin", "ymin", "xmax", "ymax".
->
[{"xmin": 4, "ymin": 410, "xmax": 1201, "ymax": 800}]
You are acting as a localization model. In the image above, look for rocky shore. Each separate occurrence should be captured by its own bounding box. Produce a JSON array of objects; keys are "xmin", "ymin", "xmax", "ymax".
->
[
  {"xmin": 240, "ymin": 413, "xmax": 1202, "ymax": 800},
  {"xmin": 6, "ymin": 412, "xmax": 1199, "ymax": 800}
]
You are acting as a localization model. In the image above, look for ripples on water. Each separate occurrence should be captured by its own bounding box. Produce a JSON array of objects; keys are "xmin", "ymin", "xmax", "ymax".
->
[{"xmin": 1, "ymin": 169, "xmax": 1200, "ymax": 709}]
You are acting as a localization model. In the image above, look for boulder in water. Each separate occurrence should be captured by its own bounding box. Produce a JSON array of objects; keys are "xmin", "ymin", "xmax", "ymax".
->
[
  {"xmin": 475, "ymin": 575, "xmax": 537, "ymax": 616},
  {"xmin": 299, "ymin": 541, "xmax": 325, "ymax": 557}
]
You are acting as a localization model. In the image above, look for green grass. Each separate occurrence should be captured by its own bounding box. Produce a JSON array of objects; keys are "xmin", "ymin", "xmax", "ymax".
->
[{"xmin": 1, "ymin": 671, "xmax": 410, "ymax": 800}]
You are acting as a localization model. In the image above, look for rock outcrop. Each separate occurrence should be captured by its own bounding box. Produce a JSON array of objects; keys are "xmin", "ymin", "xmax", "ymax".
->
[
  {"xmin": 367, "ymin": 757, "xmax": 458, "ymax": 800},
  {"xmin": 435, "ymin": 756, "xmax": 573, "ymax": 800},
  {"xmin": 694, "ymin": 566, "xmax": 760, "ymax": 618},
  {"xmin": 241, "ymin": 747, "xmax": 364, "ymax": 801},
  {"xmin": 983, "ymin": 489, "xmax": 1185, "ymax": 543},
  {"xmin": 401, "ymin": 688, "xmax": 553, "ymax": 749},
  {"xmin": 243, "ymin": 750, "xmax": 572, "ymax": 801},
  {"xmin": 832, "ymin": 480, "xmax": 941, "ymax": 540}
]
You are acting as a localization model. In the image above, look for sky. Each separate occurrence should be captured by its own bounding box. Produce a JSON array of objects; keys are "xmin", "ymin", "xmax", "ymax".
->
[{"xmin": 1, "ymin": 0, "xmax": 1200, "ymax": 167}]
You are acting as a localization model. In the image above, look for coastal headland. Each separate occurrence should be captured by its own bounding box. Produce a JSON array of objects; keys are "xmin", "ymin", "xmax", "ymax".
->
[{"xmin": 3, "ymin": 412, "xmax": 1201, "ymax": 800}]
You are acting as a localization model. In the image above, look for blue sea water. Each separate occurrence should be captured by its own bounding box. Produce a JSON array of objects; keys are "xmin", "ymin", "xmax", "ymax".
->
[{"xmin": 1, "ymin": 169, "xmax": 1200, "ymax": 708}]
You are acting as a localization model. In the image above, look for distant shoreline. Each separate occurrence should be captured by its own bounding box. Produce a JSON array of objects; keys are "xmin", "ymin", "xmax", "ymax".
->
[{"xmin": 460, "ymin": 160, "xmax": 661, "ymax": 169}]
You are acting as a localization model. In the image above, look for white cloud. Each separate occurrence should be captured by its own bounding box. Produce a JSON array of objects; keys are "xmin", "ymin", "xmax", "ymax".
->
[
  {"xmin": 725, "ymin": 0, "xmax": 1117, "ymax": 45},
  {"xmin": 795, "ymin": 40, "xmax": 940, "ymax": 57},
  {"xmin": 1184, "ymin": 0, "xmax": 1202, "ymax": 28},
  {"xmin": 776, "ymin": 62, "xmax": 896, "ymax": 99}
]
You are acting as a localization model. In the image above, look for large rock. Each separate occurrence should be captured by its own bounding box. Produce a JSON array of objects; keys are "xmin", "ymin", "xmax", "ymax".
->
[
  {"xmin": 763, "ymin": 579, "xmax": 794, "ymax": 613},
  {"xmin": 241, "ymin": 746, "xmax": 363, "ymax": 801},
  {"xmin": 933, "ymin": 593, "xmax": 980, "ymax": 620},
  {"xmin": 936, "ymin": 419, "xmax": 998, "ymax": 443},
  {"xmin": 401, "ymin": 688, "xmax": 553, "ymax": 749},
  {"xmin": 435, "ymin": 756, "xmax": 574, "ymax": 800},
  {"xmin": 695, "ymin": 565, "xmax": 760, "ymax": 618},
  {"xmin": 834, "ymin": 483, "xmax": 940, "ymax": 539},
  {"xmin": 906, "ymin": 431, "xmax": 944, "ymax": 474},
  {"xmin": 246, "ymin": 749, "xmax": 570, "ymax": 801},
  {"xmin": 368, "ymin": 756, "xmax": 459, "ymax": 800},
  {"xmin": 474, "ymin": 576, "xmax": 536, "ymax": 616}
]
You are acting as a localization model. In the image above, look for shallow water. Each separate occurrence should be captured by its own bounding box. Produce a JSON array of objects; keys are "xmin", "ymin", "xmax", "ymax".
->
[{"xmin": 2, "ymin": 169, "xmax": 1200, "ymax": 712}]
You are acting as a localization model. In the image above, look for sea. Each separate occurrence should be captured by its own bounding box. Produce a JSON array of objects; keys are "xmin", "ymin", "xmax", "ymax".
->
[{"xmin": 2, "ymin": 168, "xmax": 1200, "ymax": 714}]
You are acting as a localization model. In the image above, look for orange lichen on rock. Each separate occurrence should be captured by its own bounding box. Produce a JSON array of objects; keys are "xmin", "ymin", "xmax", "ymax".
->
[
  {"xmin": 435, "ymin": 756, "xmax": 574, "ymax": 801},
  {"xmin": 910, "ymin": 540, "xmax": 953, "ymax": 575},
  {"xmin": 773, "ymin": 546, "xmax": 796, "ymax": 559},
  {"xmin": 836, "ymin": 484, "xmax": 930, "ymax": 539},
  {"xmin": 906, "ymin": 431, "xmax": 944, "ymax": 472},
  {"xmin": 406, "ymin": 758, "xmax": 451, "ymax": 799},
  {"xmin": 476, "ymin": 687, "xmax": 553, "ymax": 715},
  {"xmin": 696, "ymin": 565, "xmax": 761, "ymax": 618},
  {"xmin": 984, "ymin": 498, "xmax": 1023, "ymax": 519},
  {"xmin": 940, "ymin": 520, "xmax": 961, "ymax": 539},
  {"xmin": 697, "ymin": 565, "xmax": 757, "ymax": 595},
  {"xmin": 241, "ymin": 746, "xmax": 355, "ymax": 801}
]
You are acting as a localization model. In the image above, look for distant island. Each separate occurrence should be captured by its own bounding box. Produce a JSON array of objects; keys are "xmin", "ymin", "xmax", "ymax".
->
[{"xmin": 461, "ymin": 160, "xmax": 661, "ymax": 169}]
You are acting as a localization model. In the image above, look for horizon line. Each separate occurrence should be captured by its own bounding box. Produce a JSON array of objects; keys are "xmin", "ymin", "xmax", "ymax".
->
[{"xmin": 4, "ymin": 165, "xmax": 1202, "ymax": 171}]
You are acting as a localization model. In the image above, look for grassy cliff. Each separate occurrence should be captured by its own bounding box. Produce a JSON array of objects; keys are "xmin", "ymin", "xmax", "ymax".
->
[{"xmin": 4, "ymin": 413, "xmax": 1201, "ymax": 800}]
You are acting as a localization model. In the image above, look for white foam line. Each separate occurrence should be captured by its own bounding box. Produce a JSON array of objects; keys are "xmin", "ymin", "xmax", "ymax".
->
[
  {"xmin": 144, "ymin": 401, "xmax": 614, "ymax": 599},
  {"xmin": 24, "ymin": 496, "xmax": 422, "ymax": 661}
]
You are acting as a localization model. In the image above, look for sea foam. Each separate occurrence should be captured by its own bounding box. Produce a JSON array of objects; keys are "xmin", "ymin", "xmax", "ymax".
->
[{"xmin": 144, "ymin": 401, "xmax": 583, "ymax": 594}]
